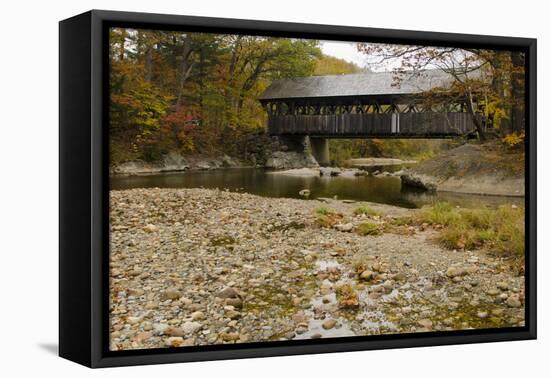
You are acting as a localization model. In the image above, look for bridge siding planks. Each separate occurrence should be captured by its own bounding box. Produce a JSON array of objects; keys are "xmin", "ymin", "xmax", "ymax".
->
[{"xmin": 268, "ymin": 112, "xmax": 478, "ymax": 137}]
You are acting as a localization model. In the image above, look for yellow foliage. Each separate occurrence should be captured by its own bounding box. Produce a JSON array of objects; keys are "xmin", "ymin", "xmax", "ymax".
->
[
  {"xmin": 484, "ymin": 98, "xmax": 509, "ymax": 130},
  {"xmin": 314, "ymin": 55, "xmax": 362, "ymax": 76},
  {"xmin": 502, "ymin": 131, "xmax": 525, "ymax": 147}
]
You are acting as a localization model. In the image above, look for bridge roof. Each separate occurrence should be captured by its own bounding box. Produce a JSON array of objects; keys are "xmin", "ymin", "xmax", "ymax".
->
[{"xmin": 259, "ymin": 69, "xmax": 472, "ymax": 101}]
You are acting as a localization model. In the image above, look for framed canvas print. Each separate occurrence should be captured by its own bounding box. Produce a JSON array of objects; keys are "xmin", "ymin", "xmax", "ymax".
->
[{"xmin": 59, "ymin": 10, "xmax": 536, "ymax": 368}]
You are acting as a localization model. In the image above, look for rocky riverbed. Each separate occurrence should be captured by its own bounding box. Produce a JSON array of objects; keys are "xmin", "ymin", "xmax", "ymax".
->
[{"xmin": 109, "ymin": 188, "xmax": 525, "ymax": 351}]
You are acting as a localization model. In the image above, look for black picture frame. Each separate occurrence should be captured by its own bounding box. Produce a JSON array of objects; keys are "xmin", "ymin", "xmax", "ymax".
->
[{"xmin": 59, "ymin": 9, "xmax": 537, "ymax": 368}]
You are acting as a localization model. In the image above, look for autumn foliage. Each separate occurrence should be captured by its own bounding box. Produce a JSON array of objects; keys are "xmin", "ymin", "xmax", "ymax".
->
[{"xmin": 109, "ymin": 28, "xmax": 322, "ymax": 164}]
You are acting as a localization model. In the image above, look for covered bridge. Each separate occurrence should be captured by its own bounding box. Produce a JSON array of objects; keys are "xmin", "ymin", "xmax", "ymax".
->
[{"xmin": 258, "ymin": 69, "xmax": 483, "ymax": 165}]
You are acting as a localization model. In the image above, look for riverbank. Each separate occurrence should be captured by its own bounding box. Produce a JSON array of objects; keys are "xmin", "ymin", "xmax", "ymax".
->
[
  {"xmin": 111, "ymin": 133, "xmax": 320, "ymax": 175},
  {"xmin": 404, "ymin": 142, "xmax": 525, "ymax": 197},
  {"xmin": 109, "ymin": 188, "xmax": 524, "ymax": 351},
  {"xmin": 110, "ymin": 152, "xmax": 246, "ymax": 175}
]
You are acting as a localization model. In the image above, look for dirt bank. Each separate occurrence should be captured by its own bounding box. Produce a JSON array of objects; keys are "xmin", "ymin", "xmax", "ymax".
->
[{"xmin": 407, "ymin": 142, "xmax": 525, "ymax": 196}]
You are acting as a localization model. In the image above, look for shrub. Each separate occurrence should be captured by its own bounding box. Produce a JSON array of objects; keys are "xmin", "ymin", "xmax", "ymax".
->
[
  {"xmin": 316, "ymin": 214, "xmax": 331, "ymax": 228},
  {"xmin": 352, "ymin": 253, "xmax": 374, "ymax": 274},
  {"xmin": 314, "ymin": 207, "xmax": 342, "ymax": 228},
  {"xmin": 356, "ymin": 222, "xmax": 381, "ymax": 236},
  {"xmin": 336, "ymin": 284, "xmax": 359, "ymax": 308},
  {"xmin": 353, "ymin": 205, "xmax": 380, "ymax": 217},
  {"xmin": 502, "ymin": 131, "xmax": 525, "ymax": 148},
  {"xmin": 316, "ymin": 207, "xmax": 330, "ymax": 216},
  {"xmin": 390, "ymin": 216, "xmax": 415, "ymax": 226}
]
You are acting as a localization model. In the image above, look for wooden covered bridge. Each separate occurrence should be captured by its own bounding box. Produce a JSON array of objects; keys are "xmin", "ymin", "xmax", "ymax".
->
[{"xmin": 259, "ymin": 69, "xmax": 482, "ymax": 165}]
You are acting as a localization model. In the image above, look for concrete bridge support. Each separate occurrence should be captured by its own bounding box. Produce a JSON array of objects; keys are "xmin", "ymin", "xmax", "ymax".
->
[{"xmin": 310, "ymin": 137, "xmax": 330, "ymax": 166}]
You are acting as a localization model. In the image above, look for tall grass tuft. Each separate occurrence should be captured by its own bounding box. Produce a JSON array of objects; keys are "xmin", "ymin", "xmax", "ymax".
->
[
  {"xmin": 353, "ymin": 205, "xmax": 380, "ymax": 217},
  {"xmin": 356, "ymin": 221, "xmax": 381, "ymax": 236},
  {"xmin": 417, "ymin": 202, "xmax": 524, "ymax": 259}
]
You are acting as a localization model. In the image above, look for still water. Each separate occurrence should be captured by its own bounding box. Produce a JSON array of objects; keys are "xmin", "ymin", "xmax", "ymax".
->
[{"xmin": 110, "ymin": 167, "xmax": 523, "ymax": 209}]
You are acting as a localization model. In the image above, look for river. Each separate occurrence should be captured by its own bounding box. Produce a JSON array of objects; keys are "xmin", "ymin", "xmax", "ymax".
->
[{"xmin": 110, "ymin": 167, "xmax": 523, "ymax": 209}]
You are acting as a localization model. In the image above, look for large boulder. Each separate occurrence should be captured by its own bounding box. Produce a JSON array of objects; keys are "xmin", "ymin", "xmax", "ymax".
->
[
  {"xmin": 320, "ymin": 167, "xmax": 342, "ymax": 177},
  {"xmin": 162, "ymin": 152, "xmax": 190, "ymax": 172},
  {"xmin": 400, "ymin": 172, "xmax": 438, "ymax": 192},
  {"xmin": 221, "ymin": 154, "xmax": 238, "ymax": 167},
  {"xmin": 265, "ymin": 151, "xmax": 319, "ymax": 169}
]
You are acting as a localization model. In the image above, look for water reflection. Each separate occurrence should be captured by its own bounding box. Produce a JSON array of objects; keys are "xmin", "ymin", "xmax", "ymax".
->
[{"xmin": 110, "ymin": 168, "xmax": 523, "ymax": 209}]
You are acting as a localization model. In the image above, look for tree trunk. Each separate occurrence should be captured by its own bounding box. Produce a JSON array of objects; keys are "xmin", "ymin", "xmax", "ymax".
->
[
  {"xmin": 491, "ymin": 52, "xmax": 512, "ymax": 134},
  {"xmin": 237, "ymin": 61, "xmax": 265, "ymax": 110},
  {"xmin": 465, "ymin": 91, "xmax": 486, "ymax": 141},
  {"xmin": 144, "ymin": 47, "xmax": 153, "ymax": 82},
  {"xmin": 119, "ymin": 29, "xmax": 126, "ymax": 61},
  {"xmin": 176, "ymin": 36, "xmax": 194, "ymax": 106},
  {"xmin": 225, "ymin": 36, "xmax": 242, "ymax": 112},
  {"xmin": 510, "ymin": 51, "xmax": 525, "ymax": 133}
]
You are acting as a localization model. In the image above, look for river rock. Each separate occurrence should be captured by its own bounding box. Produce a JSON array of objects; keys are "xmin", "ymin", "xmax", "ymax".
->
[
  {"xmin": 497, "ymin": 281, "xmax": 509, "ymax": 291},
  {"xmin": 165, "ymin": 337, "xmax": 185, "ymax": 347},
  {"xmin": 392, "ymin": 272, "xmax": 407, "ymax": 281},
  {"xmin": 153, "ymin": 323, "xmax": 169, "ymax": 335},
  {"xmin": 417, "ymin": 319, "xmax": 433, "ymax": 329},
  {"xmin": 161, "ymin": 289, "xmax": 182, "ymax": 301},
  {"xmin": 165, "ymin": 327, "xmax": 186, "ymax": 337},
  {"xmin": 296, "ymin": 326, "xmax": 308, "ymax": 334},
  {"xmin": 134, "ymin": 331, "xmax": 153, "ymax": 343},
  {"xmin": 491, "ymin": 308, "xmax": 505, "ymax": 316},
  {"xmin": 191, "ymin": 311, "xmax": 206, "ymax": 321},
  {"xmin": 217, "ymin": 287, "xmax": 241, "ymax": 299},
  {"xmin": 477, "ymin": 311, "xmax": 488, "ymax": 319},
  {"xmin": 299, "ymin": 189, "xmax": 311, "ymax": 197},
  {"xmin": 225, "ymin": 310, "xmax": 241, "ymax": 320},
  {"xmin": 181, "ymin": 321, "xmax": 202, "ymax": 334},
  {"xmin": 360, "ymin": 270, "xmax": 374, "ymax": 281},
  {"xmin": 506, "ymin": 295, "xmax": 522, "ymax": 308},
  {"xmin": 219, "ymin": 332, "xmax": 240, "ymax": 342},
  {"xmin": 334, "ymin": 223, "xmax": 353, "ymax": 232},
  {"xmin": 143, "ymin": 224, "xmax": 158, "ymax": 233},
  {"xmin": 127, "ymin": 288, "xmax": 145, "ymax": 297},
  {"xmin": 225, "ymin": 297, "xmax": 243, "ymax": 308},
  {"xmin": 446, "ymin": 266, "xmax": 467, "ymax": 278},
  {"xmin": 342, "ymin": 199, "xmax": 356, "ymax": 203},
  {"xmin": 322, "ymin": 319, "xmax": 337, "ymax": 330}
]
